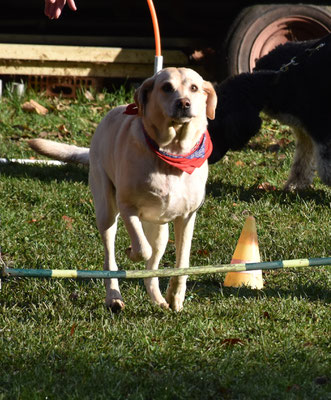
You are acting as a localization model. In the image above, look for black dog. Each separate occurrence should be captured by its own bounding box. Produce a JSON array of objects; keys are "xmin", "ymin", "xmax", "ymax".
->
[{"xmin": 209, "ymin": 34, "xmax": 331, "ymax": 190}]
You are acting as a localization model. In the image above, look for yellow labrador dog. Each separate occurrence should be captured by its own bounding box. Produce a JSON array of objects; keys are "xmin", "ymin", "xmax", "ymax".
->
[{"xmin": 29, "ymin": 67, "xmax": 217, "ymax": 312}]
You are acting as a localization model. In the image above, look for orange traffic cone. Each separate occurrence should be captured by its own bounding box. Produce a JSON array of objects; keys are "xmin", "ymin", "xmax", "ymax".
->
[{"xmin": 223, "ymin": 216, "xmax": 263, "ymax": 289}]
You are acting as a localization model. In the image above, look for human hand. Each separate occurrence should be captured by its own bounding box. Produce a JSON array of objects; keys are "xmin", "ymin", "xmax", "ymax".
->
[{"xmin": 44, "ymin": 0, "xmax": 77, "ymax": 19}]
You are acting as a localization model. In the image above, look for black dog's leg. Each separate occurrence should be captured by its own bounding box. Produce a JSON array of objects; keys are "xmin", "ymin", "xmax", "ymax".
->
[
  {"xmin": 315, "ymin": 139, "xmax": 331, "ymax": 186},
  {"xmin": 284, "ymin": 128, "xmax": 316, "ymax": 190}
]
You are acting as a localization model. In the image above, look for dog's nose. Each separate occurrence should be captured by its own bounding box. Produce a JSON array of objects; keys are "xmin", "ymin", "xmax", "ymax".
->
[{"xmin": 176, "ymin": 98, "xmax": 191, "ymax": 110}]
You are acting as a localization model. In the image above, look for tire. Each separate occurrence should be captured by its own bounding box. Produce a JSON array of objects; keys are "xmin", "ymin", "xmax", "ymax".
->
[{"xmin": 226, "ymin": 5, "xmax": 331, "ymax": 75}]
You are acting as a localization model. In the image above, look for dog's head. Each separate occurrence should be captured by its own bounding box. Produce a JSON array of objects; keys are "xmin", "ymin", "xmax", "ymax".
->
[{"xmin": 134, "ymin": 68, "xmax": 217, "ymax": 148}]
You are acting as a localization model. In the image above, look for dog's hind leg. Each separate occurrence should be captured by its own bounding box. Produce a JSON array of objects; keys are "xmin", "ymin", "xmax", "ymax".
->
[
  {"xmin": 89, "ymin": 167, "xmax": 125, "ymax": 313},
  {"xmin": 314, "ymin": 140, "xmax": 331, "ymax": 186},
  {"xmin": 142, "ymin": 222, "xmax": 169, "ymax": 309},
  {"xmin": 284, "ymin": 128, "xmax": 315, "ymax": 190},
  {"xmin": 166, "ymin": 212, "xmax": 197, "ymax": 312}
]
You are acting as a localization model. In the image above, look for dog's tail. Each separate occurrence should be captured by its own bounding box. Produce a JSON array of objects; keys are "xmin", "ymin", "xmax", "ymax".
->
[{"xmin": 28, "ymin": 139, "xmax": 89, "ymax": 165}]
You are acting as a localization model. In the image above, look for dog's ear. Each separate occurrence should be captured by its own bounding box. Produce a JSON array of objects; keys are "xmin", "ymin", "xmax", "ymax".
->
[
  {"xmin": 203, "ymin": 81, "xmax": 217, "ymax": 120},
  {"xmin": 134, "ymin": 76, "xmax": 155, "ymax": 116}
]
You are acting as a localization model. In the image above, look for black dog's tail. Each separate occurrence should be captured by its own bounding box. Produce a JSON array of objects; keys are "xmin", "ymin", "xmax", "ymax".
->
[{"xmin": 208, "ymin": 71, "xmax": 276, "ymax": 163}]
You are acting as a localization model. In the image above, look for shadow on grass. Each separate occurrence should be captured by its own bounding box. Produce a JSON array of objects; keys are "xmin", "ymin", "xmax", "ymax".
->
[
  {"xmin": 207, "ymin": 180, "xmax": 329, "ymax": 206},
  {"xmin": 0, "ymin": 328, "xmax": 329, "ymax": 400},
  {"xmin": 0, "ymin": 277, "xmax": 329, "ymax": 399},
  {"xmin": 2, "ymin": 163, "xmax": 328, "ymax": 207},
  {"xmin": 117, "ymin": 273, "xmax": 330, "ymax": 306},
  {"xmin": 187, "ymin": 276, "xmax": 331, "ymax": 304},
  {"xmin": 0, "ymin": 162, "xmax": 88, "ymax": 184}
]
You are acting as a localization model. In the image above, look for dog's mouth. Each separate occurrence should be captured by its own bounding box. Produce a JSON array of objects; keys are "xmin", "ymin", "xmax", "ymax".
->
[
  {"xmin": 170, "ymin": 109, "xmax": 194, "ymax": 124},
  {"xmin": 171, "ymin": 116, "xmax": 192, "ymax": 124}
]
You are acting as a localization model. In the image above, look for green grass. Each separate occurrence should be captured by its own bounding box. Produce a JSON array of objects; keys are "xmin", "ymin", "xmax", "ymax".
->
[{"xmin": 0, "ymin": 86, "xmax": 330, "ymax": 400}]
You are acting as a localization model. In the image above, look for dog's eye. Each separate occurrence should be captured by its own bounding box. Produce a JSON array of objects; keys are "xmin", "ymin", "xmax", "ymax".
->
[
  {"xmin": 191, "ymin": 84, "xmax": 198, "ymax": 92},
  {"xmin": 162, "ymin": 82, "xmax": 174, "ymax": 93}
]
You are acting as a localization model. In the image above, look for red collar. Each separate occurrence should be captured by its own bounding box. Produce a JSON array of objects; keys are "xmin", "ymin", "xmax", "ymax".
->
[
  {"xmin": 124, "ymin": 103, "xmax": 213, "ymax": 174},
  {"xmin": 124, "ymin": 103, "xmax": 139, "ymax": 115}
]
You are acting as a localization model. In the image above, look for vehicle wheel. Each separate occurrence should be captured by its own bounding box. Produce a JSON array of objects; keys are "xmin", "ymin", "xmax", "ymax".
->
[{"xmin": 226, "ymin": 5, "xmax": 331, "ymax": 75}]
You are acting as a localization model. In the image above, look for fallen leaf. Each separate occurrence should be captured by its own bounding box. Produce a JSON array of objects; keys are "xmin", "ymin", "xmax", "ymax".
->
[
  {"xmin": 258, "ymin": 182, "xmax": 277, "ymax": 191},
  {"xmin": 62, "ymin": 215, "xmax": 74, "ymax": 230},
  {"xmin": 55, "ymin": 103, "xmax": 70, "ymax": 111},
  {"xmin": 221, "ymin": 338, "xmax": 245, "ymax": 346},
  {"xmin": 22, "ymin": 99, "xmax": 48, "ymax": 115},
  {"xmin": 70, "ymin": 323, "xmax": 77, "ymax": 336},
  {"xmin": 197, "ymin": 249, "xmax": 209, "ymax": 257},
  {"xmin": 277, "ymin": 137, "xmax": 291, "ymax": 147},
  {"xmin": 91, "ymin": 106, "xmax": 104, "ymax": 113},
  {"xmin": 84, "ymin": 90, "xmax": 94, "ymax": 101},
  {"xmin": 235, "ymin": 160, "xmax": 245, "ymax": 167},
  {"xmin": 263, "ymin": 311, "xmax": 270, "ymax": 319},
  {"xmin": 62, "ymin": 215, "xmax": 73, "ymax": 221},
  {"xmin": 58, "ymin": 124, "xmax": 70, "ymax": 135},
  {"xmin": 97, "ymin": 93, "xmax": 105, "ymax": 101},
  {"xmin": 286, "ymin": 384, "xmax": 300, "ymax": 392}
]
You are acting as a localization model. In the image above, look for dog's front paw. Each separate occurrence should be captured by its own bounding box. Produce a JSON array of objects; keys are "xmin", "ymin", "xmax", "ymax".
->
[
  {"xmin": 126, "ymin": 245, "xmax": 152, "ymax": 262},
  {"xmin": 152, "ymin": 301, "xmax": 170, "ymax": 310},
  {"xmin": 166, "ymin": 277, "xmax": 187, "ymax": 311},
  {"xmin": 283, "ymin": 180, "xmax": 311, "ymax": 191},
  {"xmin": 105, "ymin": 290, "xmax": 125, "ymax": 313},
  {"xmin": 166, "ymin": 294, "xmax": 184, "ymax": 312},
  {"xmin": 106, "ymin": 298, "xmax": 125, "ymax": 313},
  {"xmin": 166, "ymin": 288, "xmax": 185, "ymax": 312}
]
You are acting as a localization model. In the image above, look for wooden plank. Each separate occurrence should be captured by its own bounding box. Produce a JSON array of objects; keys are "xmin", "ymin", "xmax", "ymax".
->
[
  {"xmin": 0, "ymin": 43, "xmax": 188, "ymax": 64},
  {"xmin": 0, "ymin": 60, "xmax": 158, "ymax": 78},
  {"xmin": 0, "ymin": 33, "xmax": 195, "ymax": 49},
  {"xmin": 0, "ymin": 61, "xmax": 204, "ymax": 78}
]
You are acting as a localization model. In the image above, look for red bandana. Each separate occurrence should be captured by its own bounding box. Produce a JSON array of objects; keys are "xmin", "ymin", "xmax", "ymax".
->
[{"xmin": 124, "ymin": 103, "xmax": 213, "ymax": 174}]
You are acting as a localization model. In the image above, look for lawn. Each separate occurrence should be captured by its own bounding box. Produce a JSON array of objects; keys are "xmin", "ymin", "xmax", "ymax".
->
[{"xmin": 0, "ymin": 85, "xmax": 330, "ymax": 400}]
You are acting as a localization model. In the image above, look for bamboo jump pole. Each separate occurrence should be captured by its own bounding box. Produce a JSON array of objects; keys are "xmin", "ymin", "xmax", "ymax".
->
[
  {"xmin": 2, "ymin": 257, "xmax": 330, "ymax": 280},
  {"xmin": 0, "ymin": 158, "xmax": 65, "ymax": 166}
]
